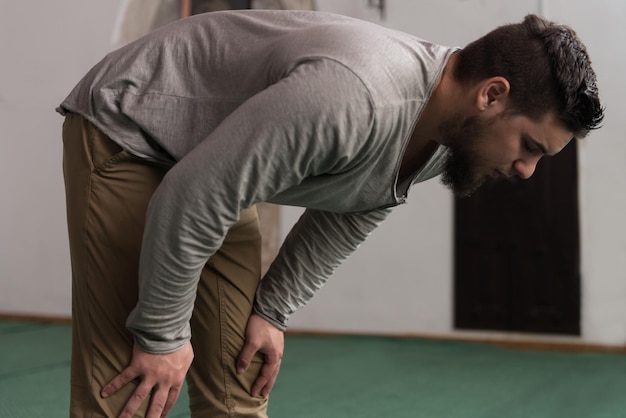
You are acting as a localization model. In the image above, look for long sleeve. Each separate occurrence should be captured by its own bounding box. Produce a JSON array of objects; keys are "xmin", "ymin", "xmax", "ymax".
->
[
  {"xmin": 125, "ymin": 59, "xmax": 376, "ymax": 353},
  {"xmin": 57, "ymin": 10, "xmax": 456, "ymax": 354},
  {"xmin": 254, "ymin": 207, "xmax": 392, "ymax": 330}
]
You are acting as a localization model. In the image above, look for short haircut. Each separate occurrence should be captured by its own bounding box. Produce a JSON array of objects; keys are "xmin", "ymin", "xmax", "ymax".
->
[{"xmin": 454, "ymin": 14, "xmax": 604, "ymax": 138}]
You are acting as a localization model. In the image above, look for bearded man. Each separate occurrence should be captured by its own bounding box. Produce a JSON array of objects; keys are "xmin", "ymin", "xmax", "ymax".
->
[{"xmin": 58, "ymin": 10, "xmax": 603, "ymax": 418}]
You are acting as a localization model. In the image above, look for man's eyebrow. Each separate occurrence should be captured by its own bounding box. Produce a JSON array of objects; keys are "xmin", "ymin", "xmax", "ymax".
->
[{"xmin": 524, "ymin": 133, "xmax": 551, "ymax": 155}]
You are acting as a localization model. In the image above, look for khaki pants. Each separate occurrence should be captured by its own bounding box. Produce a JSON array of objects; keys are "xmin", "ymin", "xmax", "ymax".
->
[{"xmin": 62, "ymin": 113, "xmax": 268, "ymax": 417}]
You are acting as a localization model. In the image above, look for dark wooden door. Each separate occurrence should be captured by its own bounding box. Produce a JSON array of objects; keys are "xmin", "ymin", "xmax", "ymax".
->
[{"xmin": 454, "ymin": 141, "xmax": 580, "ymax": 335}]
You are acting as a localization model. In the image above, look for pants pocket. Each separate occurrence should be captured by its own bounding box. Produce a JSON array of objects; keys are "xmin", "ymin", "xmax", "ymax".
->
[{"xmin": 87, "ymin": 122, "xmax": 133, "ymax": 173}]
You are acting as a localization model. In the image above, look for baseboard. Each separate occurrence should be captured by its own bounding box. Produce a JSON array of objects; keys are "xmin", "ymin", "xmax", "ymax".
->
[
  {"xmin": 286, "ymin": 329, "xmax": 626, "ymax": 354},
  {"xmin": 2, "ymin": 313, "xmax": 623, "ymax": 354},
  {"xmin": 0, "ymin": 312, "xmax": 71, "ymax": 325}
]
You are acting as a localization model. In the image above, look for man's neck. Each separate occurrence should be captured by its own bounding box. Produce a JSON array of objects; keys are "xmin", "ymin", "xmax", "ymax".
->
[
  {"xmin": 413, "ymin": 52, "xmax": 463, "ymax": 143},
  {"xmin": 398, "ymin": 52, "xmax": 462, "ymax": 182}
]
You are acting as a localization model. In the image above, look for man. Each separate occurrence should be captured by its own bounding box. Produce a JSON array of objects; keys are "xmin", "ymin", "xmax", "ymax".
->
[{"xmin": 58, "ymin": 10, "xmax": 603, "ymax": 417}]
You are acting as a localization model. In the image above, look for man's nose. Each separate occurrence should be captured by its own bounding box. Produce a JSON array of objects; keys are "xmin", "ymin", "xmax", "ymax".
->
[{"xmin": 513, "ymin": 156, "xmax": 541, "ymax": 179}]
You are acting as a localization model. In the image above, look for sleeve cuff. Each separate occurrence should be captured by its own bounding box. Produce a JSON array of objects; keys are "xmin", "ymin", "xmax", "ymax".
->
[{"xmin": 253, "ymin": 302, "xmax": 288, "ymax": 332}]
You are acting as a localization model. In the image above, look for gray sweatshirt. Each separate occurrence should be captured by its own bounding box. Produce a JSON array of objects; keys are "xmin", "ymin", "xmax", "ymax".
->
[{"xmin": 58, "ymin": 10, "xmax": 455, "ymax": 353}]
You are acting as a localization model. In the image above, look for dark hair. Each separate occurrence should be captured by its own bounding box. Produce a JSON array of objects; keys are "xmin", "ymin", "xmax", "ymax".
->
[{"xmin": 454, "ymin": 14, "xmax": 604, "ymax": 138}]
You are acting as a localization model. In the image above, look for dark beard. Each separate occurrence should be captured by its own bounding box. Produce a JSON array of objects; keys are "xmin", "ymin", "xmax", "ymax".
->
[
  {"xmin": 441, "ymin": 146, "xmax": 484, "ymax": 197},
  {"xmin": 439, "ymin": 115, "xmax": 492, "ymax": 197}
]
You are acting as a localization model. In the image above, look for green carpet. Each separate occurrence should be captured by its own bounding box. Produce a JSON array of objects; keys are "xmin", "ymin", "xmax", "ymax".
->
[{"xmin": 1, "ymin": 320, "xmax": 625, "ymax": 417}]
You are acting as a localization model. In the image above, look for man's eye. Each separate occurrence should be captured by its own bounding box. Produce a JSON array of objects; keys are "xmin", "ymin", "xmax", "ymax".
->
[{"xmin": 523, "ymin": 141, "xmax": 536, "ymax": 153}]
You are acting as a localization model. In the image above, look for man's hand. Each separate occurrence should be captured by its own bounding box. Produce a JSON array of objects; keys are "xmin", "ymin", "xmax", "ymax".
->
[
  {"xmin": 237, "ymin": 313, "xmax": 285, "ymax": 398},
  {"xmin": 101, "ymin": 340, "xmax": 194, "ymax": 418}
]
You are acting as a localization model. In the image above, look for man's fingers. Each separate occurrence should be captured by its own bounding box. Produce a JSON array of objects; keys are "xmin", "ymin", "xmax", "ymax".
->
[
  {"xmin": 161, "ymin": 386, "xmax": 183, "ymax": 418},
  {"xmin": 114, "ymin": 379, "xmax": 183, "ymax": 418},
  {"xmin": 260, "ymin": 362, "xmax": 281, "ymax": 398},
  {"xmin": 118, "ymin": 381, "xmax": 154, "ymax": 418},
  {"xmin": 240, "ymin": 313, "xmax": 285, "ymax": 397},
  {"xmin": 145, "ymin": 386, "xmax": 171, "ymax": 418},
  {"xmin": 251, "ymin": 356, "xmax": 281, "ymax": 397},
  {"xmin": 101, "ymin": 367, "xmax": 138, "ymax": 398},
  {"xmin": 99, "ymin": 342, "xmax": 193, "ymax": 418},
  {"xmin": 237, "ymin": 341, "xmax": 258, "ymax": 374}
]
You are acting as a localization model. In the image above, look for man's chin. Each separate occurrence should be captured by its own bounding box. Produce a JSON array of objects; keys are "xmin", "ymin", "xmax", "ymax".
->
[
  {"xmin": 442, "ymin": 175, "xmax": 488, "ymax": 198},
  {"xmin": 451, "ymin": 186, "xmax": 481, "ymax": 198}
]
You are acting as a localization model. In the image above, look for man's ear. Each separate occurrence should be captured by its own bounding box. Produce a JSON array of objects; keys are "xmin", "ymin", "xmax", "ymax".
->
[{"xmin": 477, "ymin": 76, "xmax": 510, "ymax": 113}]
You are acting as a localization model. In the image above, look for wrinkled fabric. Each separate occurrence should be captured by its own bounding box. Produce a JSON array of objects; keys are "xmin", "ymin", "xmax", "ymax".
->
[{"xmin": 57, "ymin": 10, "xmax": 455, "ymax": 352}]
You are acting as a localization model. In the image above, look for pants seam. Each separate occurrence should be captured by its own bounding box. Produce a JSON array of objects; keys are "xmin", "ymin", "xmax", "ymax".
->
[
  {"xmin": 82, "ymin": 123, "xmax": 99, "ymax": 418},
  {"xmin": 218, "ymin": 276, "xmax": 236, "ymax": 417}
]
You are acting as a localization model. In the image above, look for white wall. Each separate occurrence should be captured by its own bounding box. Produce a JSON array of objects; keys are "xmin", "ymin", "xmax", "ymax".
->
[
  {"xmin": 546, "ymin": 0, "xmax": 626, "ymax": 346},
  {"xmin": 288, "ymin": 0, "xmax": 626, "ymax": 346},
  {"xmin": 0, "ymin": 0, "xmax": 125, "ymax": 316},
  {"xmin": 1, "ymin": 0, "xmax": 624, "ymax": 346}
]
